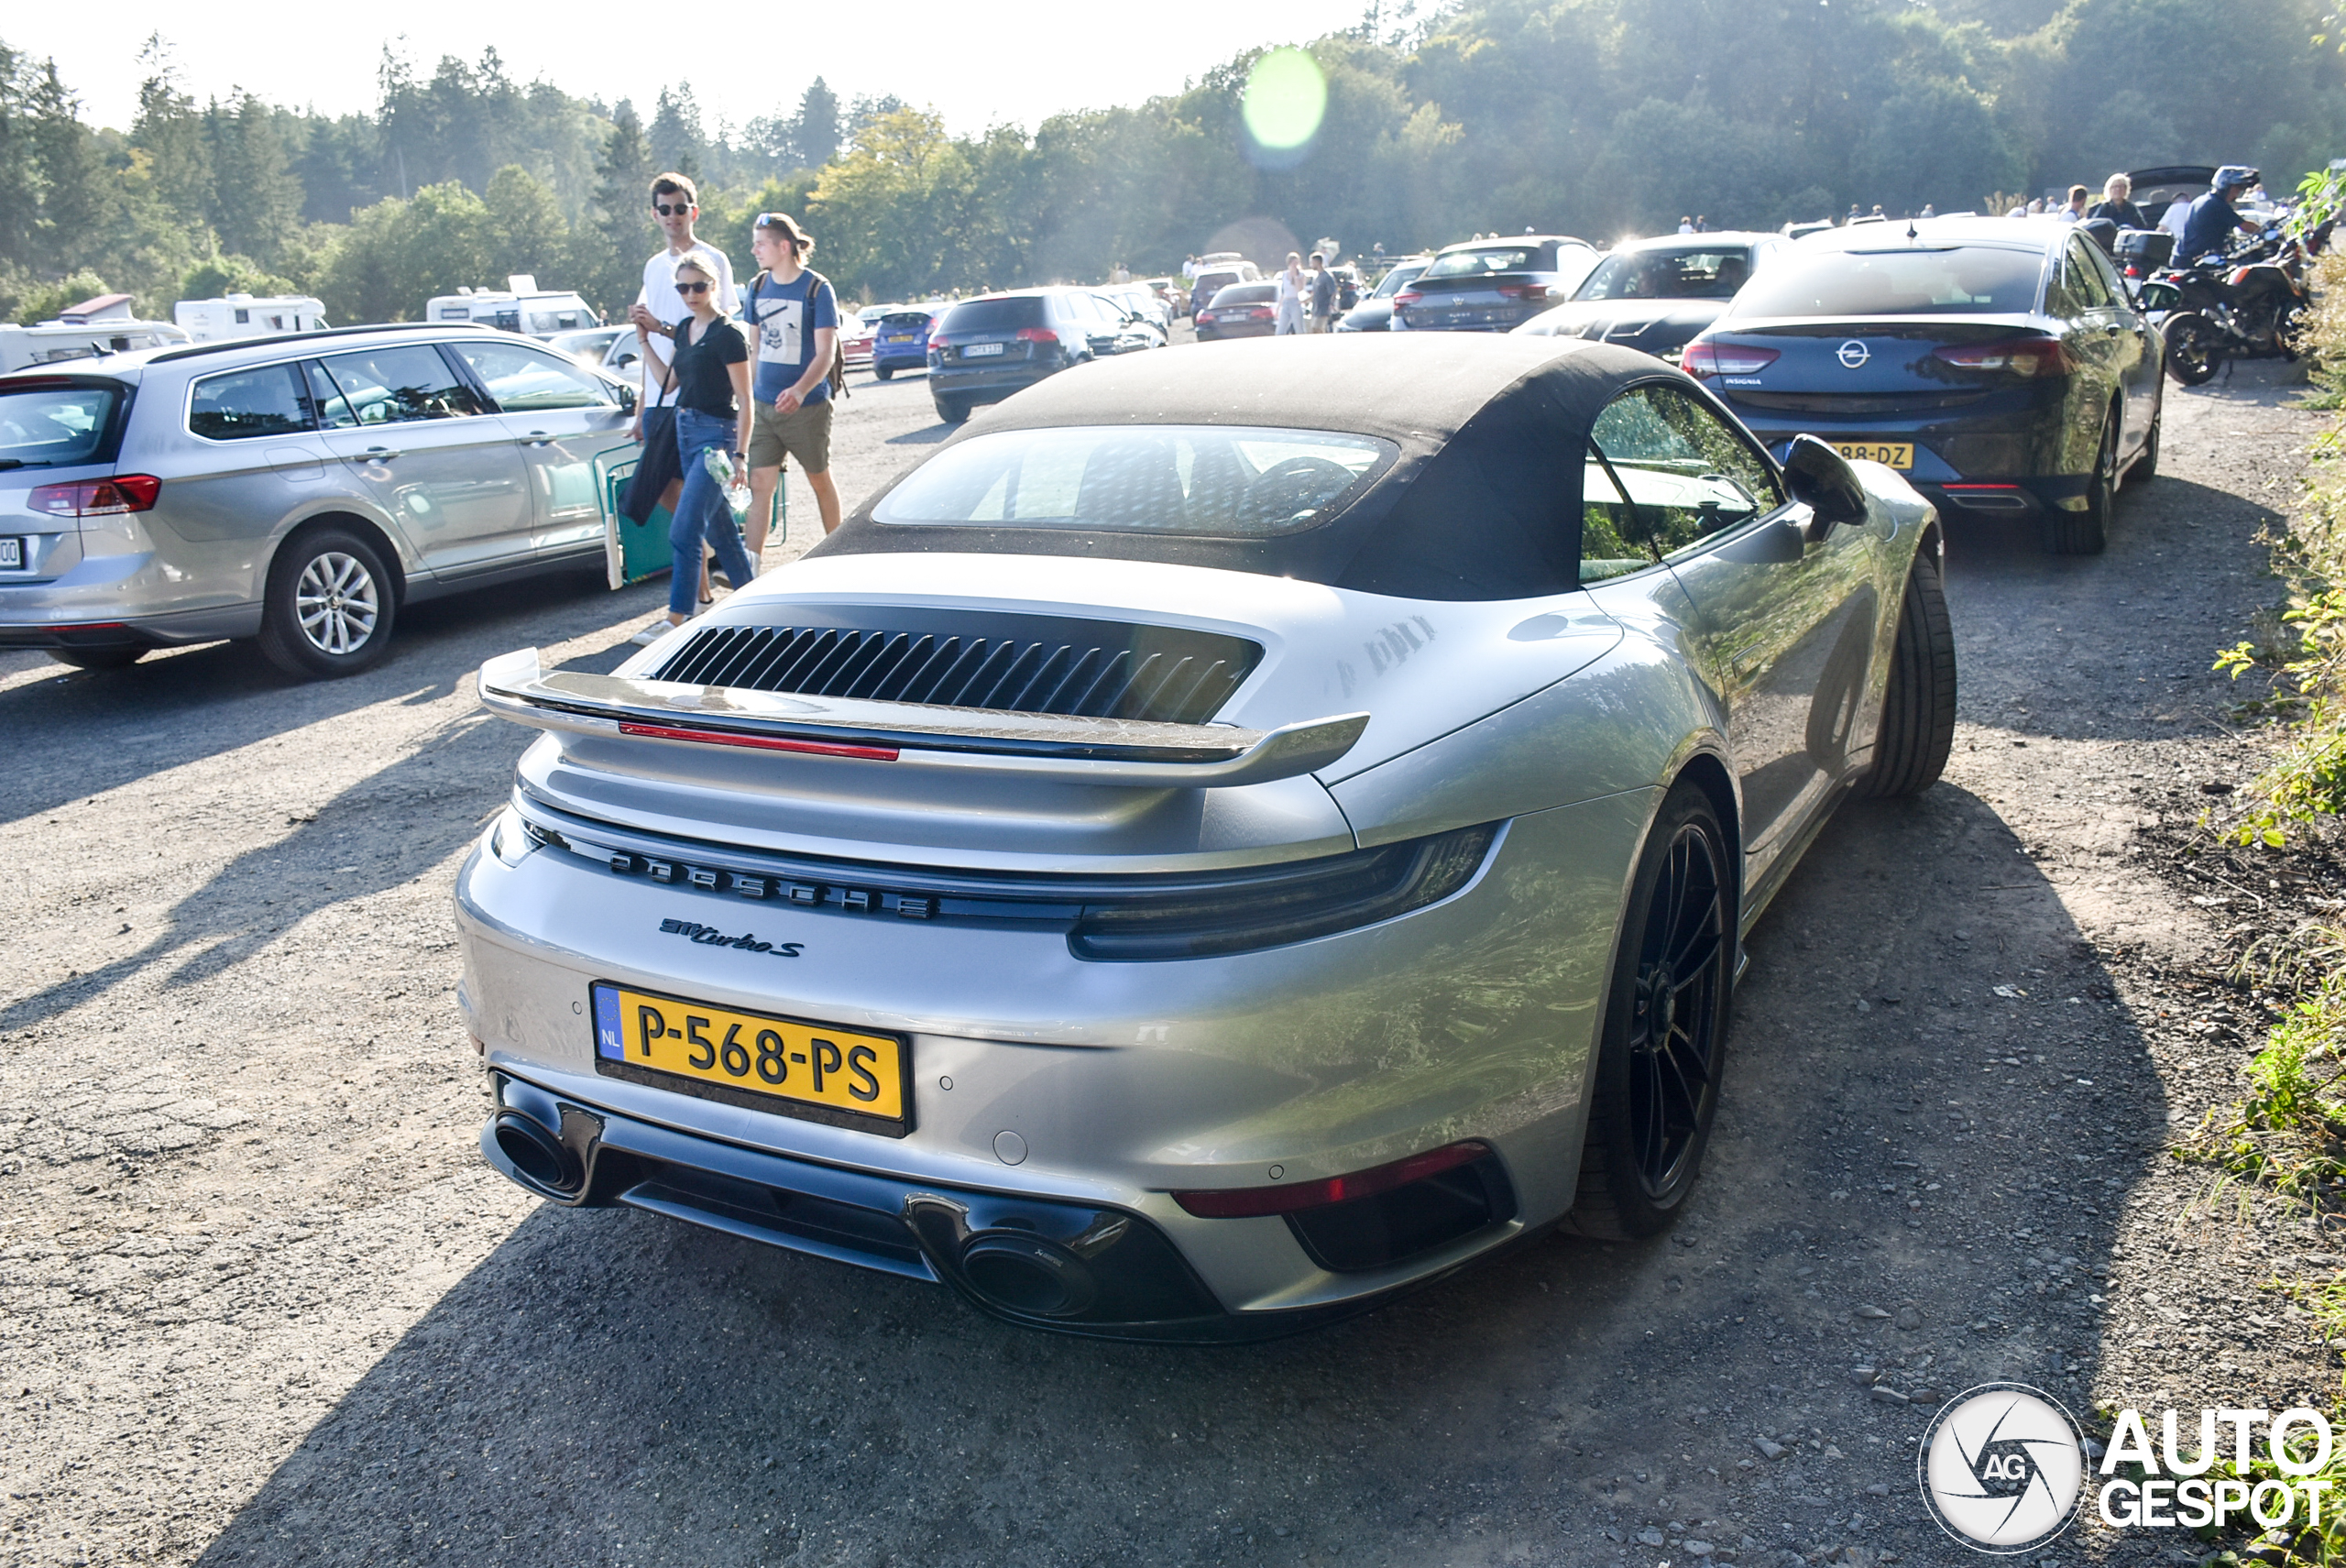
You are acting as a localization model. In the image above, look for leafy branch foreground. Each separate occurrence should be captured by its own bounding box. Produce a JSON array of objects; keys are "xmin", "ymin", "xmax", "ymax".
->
[{"xmin": 2170, "ymin": 253, "xmax": 2346, "ymax": 1563}]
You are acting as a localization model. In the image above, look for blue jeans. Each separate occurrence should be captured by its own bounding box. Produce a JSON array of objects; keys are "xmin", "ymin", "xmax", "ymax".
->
[{"xmin": 669, "ymin": 407, "xmax": 758, "ymax": 617}]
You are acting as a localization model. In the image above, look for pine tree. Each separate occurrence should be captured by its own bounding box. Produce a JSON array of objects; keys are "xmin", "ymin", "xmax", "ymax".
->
[
  {"xmin": 27, "ymin": 60, "xmax": 108, "ymax": 276},
  {"xmin": 651, "ymin": 85, "xmax": 704, "ymax": 180},
  {"xmin": 130, "ymin": 37, "xmax": 213, "ymax": 233},
  {"xmin": 578, "ymin": 100, "xmax": 657, "ymax": 314},
  {"xmin": 208, "ymin": 93, "xmax": 302, "ymax": 268},
  {"xmin": 795, "ymin": 78, "xmax": 840, "ymax": 170}
]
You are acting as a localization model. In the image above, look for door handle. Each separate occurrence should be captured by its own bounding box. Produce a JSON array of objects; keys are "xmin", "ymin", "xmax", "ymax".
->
[
  {"xmin": 362, "ymin": 446, "xmax": 401, "ymax": 461},
  {"xmin": 516, "ymin": 433, "xmax": 554, "ymax": 446}
]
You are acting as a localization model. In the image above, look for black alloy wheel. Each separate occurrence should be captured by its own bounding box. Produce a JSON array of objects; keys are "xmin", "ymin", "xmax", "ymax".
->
[
  {"xmin": 1565, "ymin": 782, "xmax": 1734, "ymax": 1240},
  {"xmin": 2045, "ymin": 406, "xmax": 2116, "ymax": 556},
  {"xmin": 2165, "ymin": 313, "xmax": 2221, "ymax": 386}
]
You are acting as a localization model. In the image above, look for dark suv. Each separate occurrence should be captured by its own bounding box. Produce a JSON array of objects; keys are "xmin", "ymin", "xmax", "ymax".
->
[{"xmin": 926, "ymin": 291, "xmax": 1097, "ymax": 423}]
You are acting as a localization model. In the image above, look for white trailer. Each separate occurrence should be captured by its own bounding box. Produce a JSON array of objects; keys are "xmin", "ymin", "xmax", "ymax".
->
[
  {"xmin": 172, "ymin": 294, "xmax": 330, "ymax": 342},
  {"xmin": 424, "ymin": 276, "xmax": 601, "ymax": 338}
]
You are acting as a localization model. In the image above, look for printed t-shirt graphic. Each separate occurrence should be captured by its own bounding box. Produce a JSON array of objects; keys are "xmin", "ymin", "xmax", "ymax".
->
[{"xmin": 746, "ymin": 273, "xmax": 840, "ymax": 406}]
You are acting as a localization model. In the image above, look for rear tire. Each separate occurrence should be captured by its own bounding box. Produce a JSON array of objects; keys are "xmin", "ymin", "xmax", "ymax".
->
[
  {"xmin": 874, "ymin": 367, "xmax": 894, "ymax": 382},
  {"xmin": 1861, "ymin": 547, "xmax": 1957, "ymax": 797},
  {"xmin": 1563, "ymin": 782, "xmax": 1734, "ymax": 1241},
  {"xmin": 2165, "ymin": 313, "xmax": 2222, "ymax": 386},
  {"xmin": 933, "ymin": 397, "xmax": 969, "ymax": 425},
  {"xmin": 2043, "ymin": 406, "xmax": 2115, "ymax": 555},
  {"xmin": 257, "ymin": 525, "xmax": 397, "ymax": 679},
  {"xmin": 48, "ymin": 645, "xmax": 147, "ymax": 671}
]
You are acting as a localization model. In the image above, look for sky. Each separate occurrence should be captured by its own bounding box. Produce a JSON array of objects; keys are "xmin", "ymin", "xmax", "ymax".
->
[{"xmin": 11, "ymin": 0, "xmax": 1378, "ymax": 136}]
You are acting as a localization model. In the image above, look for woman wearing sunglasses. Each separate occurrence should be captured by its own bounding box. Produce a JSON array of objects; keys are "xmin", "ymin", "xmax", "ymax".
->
[{"xmin": 631, "ymin": 258, "xmax": 758, "ymax": 645}]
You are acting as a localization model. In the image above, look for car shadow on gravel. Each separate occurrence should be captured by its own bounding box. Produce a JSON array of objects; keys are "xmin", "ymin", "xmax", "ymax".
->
[
  {"xmin": 0, "ymin": 701, "xmax": 523, "ymax": 1034},
  {"xmin": 0, "ymin": 565, "xmax": 667, "ymax": 830},
  {"xmin": 186, "ymin": 785, "xmax": 2171, "ymax": 1568}
]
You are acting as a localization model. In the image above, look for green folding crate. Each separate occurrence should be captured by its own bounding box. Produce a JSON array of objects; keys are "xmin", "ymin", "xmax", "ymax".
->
[{"xmin": 595, "ymin": 442, "xmax": 784, "ymax": 590}]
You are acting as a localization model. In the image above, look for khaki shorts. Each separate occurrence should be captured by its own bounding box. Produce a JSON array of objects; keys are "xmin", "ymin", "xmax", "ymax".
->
[{"xmin": 747, "ymin": 396, "xmax": 833, "ymax": 476}]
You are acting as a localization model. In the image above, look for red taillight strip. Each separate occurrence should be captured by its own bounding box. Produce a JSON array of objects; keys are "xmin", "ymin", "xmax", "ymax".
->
[
  {"xmin": 616, "ymin": 722, "xmax": 898, "ymax": 762},
  {"xmin": 1173, "ymin": 1140, "xmax": 1490, "ymax": 1218}
]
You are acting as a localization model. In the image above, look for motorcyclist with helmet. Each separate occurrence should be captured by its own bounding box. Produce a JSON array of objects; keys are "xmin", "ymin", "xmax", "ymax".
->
[{"xmin": 2179, "ymin": 167, "xmax": 2265, "ymax": 263}]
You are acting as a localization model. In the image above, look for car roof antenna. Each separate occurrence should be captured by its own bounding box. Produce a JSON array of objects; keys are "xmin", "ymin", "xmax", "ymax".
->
[{"xmin": 1905, "ymin": 220, "xmax": 1920, "ymax": 241}]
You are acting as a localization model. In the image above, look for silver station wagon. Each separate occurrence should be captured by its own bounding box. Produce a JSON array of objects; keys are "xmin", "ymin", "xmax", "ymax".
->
[{"xmin": 0, "ymin": 323, "xmax": 638, "ymax": 676}]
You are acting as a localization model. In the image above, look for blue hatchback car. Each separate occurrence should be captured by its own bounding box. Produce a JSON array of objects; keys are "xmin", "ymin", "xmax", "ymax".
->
[
  {"xmin": 872, "ymin": 305, "xmax": 945, "ymax": 381},
  {"xmin": 1681, "ymin": 218, "xmax": 2163, "ymax": 554}
]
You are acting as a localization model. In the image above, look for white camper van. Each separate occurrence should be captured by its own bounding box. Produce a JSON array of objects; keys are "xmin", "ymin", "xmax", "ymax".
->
[
  {"xmin": 423, "ymin": 276, "xmax": 601, "ymax": 338},
  {"xmin": 173, "ymin": 294, "xmax": 330, "ymax": 342},
  {"xmin": 0, "ymin": 293, "xmax": 190, "ymax": 372}
]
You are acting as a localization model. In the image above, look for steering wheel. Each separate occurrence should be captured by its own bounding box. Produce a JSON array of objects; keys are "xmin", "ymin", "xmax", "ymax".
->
[{"xmin": 1245, "ymin": 455, "xmax": 1359, "ymax": 521}]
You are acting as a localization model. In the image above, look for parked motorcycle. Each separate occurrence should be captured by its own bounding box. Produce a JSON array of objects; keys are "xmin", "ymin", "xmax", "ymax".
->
[{"xmin": 2140, "ymin": 227, "xmax": 2310, "ymax": 386}]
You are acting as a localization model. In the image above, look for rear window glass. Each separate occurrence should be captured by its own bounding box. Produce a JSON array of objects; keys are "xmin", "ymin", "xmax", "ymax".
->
[
  {"xmin": 1212, "ymin": 285, "xmax": 1277, "ymax": 305},
  {"xmin": 1732, "ymin": 247, "xmax": 2045, "ymax": 316},
  {"xmin": 1424, "ymin": 247, "xmax": 1540, "ymax": 280},
  {"xmin": 0, "ymin": 384, "xmax": 118, "ymax": 466},
  {"xmin": 189, "ymin": 364, "xmax": 312, "ymax": 441},
  {"xmin": 1576, "ymin": 248, "xmax": 1755, "ymax": 302},
  {"xmin": 1370, "ymin": 264, "xmax": 1428, "ymax": 298},
  {"xmin": 873, "ymin": 424, "xmax": 1393, "ymax": 537},
  {"xmin": 941, "ymin": 297, "xmax": 1045, "ymax": 334}
]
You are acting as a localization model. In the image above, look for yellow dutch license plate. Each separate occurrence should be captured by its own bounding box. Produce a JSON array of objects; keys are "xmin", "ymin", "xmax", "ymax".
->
[
  {"xmin": 590, "ymin": 981, "xmax": 909, "ymax": 1134},
  {"xmin": 1831, "ymin": 441, "xmax": 1913, "ymax": 470}
]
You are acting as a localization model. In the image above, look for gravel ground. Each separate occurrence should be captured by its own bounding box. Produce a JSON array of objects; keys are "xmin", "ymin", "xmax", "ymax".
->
[{"xmin": 0, "ymin": 352, "xmax": 2323, "ymax": 1568}]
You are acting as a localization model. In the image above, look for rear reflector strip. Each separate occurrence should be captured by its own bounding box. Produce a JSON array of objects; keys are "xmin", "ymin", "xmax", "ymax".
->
[
  {"xmin": 617, "ymin": 722, "xmax": 899, "ymax": 762},
  {"xmin": 1173, "ymin": 1140, "xmax": 1491, "ymax": 1218}
]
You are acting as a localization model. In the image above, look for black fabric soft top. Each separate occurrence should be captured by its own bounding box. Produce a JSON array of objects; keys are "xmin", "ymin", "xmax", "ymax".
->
[{"xmin": 810, "ymin": 334, "xmax": 1692, "ymax": 600}]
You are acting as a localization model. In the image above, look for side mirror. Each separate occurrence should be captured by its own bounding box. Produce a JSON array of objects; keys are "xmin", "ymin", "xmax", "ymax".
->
[
  {"xmin": 1782, "ymin": 434, "xmax": 1868, "ymax": 535},
  {"xmin": 615, "ymin": 381, "xmax": 638, "ymax": 413}
]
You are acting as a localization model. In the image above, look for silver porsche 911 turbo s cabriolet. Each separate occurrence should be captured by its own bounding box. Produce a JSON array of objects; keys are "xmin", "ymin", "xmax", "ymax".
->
[{"xmin": 454, "ymin": 334, "xmax": 1953, "ymax": 1342}]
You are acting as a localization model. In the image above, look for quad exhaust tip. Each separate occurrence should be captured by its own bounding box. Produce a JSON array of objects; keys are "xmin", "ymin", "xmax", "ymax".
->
[
  {"xmin": 492, "ymin": 1111, "xmax": 581, "ymax": 1194},
  {"xmin": 959, "ymin": 1234, "xmax": 1100, "ymax": 1318}
]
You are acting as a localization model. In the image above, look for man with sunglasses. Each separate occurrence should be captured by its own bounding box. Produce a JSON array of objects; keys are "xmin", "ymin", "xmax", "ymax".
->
[{"xmin": 626, "ymin": 171, "xmax": 740, "ymax": 451}]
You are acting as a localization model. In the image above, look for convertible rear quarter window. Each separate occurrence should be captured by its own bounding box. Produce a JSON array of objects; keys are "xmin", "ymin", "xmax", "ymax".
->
[
  {"xmin": 873, "ymin": 424, "xmax": 1393, "ymax": 537},
  {"xmin": 1592, "ymin": 385, "xmax": 1783, "ymax": 555}
]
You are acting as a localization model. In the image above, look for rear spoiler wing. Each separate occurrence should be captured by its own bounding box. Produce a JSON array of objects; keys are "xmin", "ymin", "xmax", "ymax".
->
[{"xmin": 476, "ymin": 648, "xmax": 1367, "ymax": 789}]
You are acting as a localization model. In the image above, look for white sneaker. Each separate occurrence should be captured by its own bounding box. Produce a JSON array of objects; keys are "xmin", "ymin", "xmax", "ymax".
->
[{"xmin": 629, "ymin": 620, "xmax": 679, "ymax": 646}]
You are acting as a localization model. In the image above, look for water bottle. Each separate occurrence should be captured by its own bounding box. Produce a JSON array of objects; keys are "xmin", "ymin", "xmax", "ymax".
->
[{"xmin": 703, "ymin": 446, "xmax": 748, "ymax": 521}]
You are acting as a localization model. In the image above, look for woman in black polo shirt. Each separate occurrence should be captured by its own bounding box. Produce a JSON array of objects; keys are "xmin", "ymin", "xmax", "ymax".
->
[{"xmin": 636, "ymin": 256, "xmax": 757, "ymax": 644}]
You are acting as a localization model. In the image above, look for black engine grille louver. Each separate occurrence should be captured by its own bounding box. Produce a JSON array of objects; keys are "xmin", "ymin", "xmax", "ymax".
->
[{"xmin": 651, "ymin": 609, "xmax": 1263, "ymax": 726}]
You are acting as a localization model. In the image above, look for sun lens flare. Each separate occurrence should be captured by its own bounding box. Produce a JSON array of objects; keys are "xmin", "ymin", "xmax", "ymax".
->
[{"xmin": 1242, "ymin": 48, "xmax": 1328, "ymax": 151}]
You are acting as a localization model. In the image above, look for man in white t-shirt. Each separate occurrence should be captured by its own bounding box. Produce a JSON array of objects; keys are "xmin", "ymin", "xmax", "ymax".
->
[{"xmin": 622, "ymin": 173, "xmax": 740, "ymax": 542}]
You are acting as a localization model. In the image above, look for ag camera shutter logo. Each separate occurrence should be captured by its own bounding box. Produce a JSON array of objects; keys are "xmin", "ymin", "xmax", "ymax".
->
[{"xmin": 1918, "ymin": 1383, "xmax": 2086, "ymax": 1553}]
